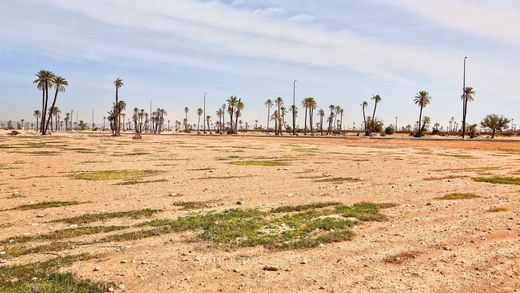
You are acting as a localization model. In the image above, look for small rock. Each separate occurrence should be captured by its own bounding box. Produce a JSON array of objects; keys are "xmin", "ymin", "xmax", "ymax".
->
[
  {"xmin": 120, "ymin": 260, "xmax": 127, "ymax": 264},
  {"xmin": 236, "ymin": 200, "xmax": 243, "ymax": 205},
  {"xmin": 300, "ymin": 259, "xmax": 309, "ymax": 264},
  {"xmin": 233, "ymin": 268, "xmax": 240, "ymax": 273},
  {"xmin": 31, "ymin": 277, "xmax": 38, "ymax": 281},
  {"xmin": 93, "ymin": 267, "xmax": 100, "ymax": 272},
  {"xmin": 108, "ymin": 287, "xmax": 114, "ymax": 292},
  {"xmin": 262, "ymin": 265, "xmax": 279, "ymax": 271},
  {"xmin": 118, "ymin": 284, "xmax": 125, "ymax": 290},
  {"xmin": 69, "ymin": 224, "xmax": 79, "ymax": 229}
]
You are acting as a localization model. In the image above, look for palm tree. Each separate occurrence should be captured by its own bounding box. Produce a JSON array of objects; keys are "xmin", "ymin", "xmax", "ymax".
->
[
  {"xmin": 461, "ymin": 87, "xmax": 476, "ymax": 138},
  {"xmin": 481, "ymin": 114, "xmax": 510, "ymax": 138},
  {"xmin": 334, "ymin": 105, "xmax": 341, "ymax": 131},
  {"xmin": 235, "ymin": 99, "xmax": 243, "ymax": 132},
  {"xmin": 318, "ymin": 109, "xmax": 325, "ymax": 135},
  {"xmin": 113, "ymin": 78, "xmax": 124, "ymax": 136},
  {"xmin": 414, "ymin": 91, "xmax": 432, "ymax": 136},
  {"xmin": 196, "ymin": 108, "xmax": 203, "ymax": 133},
  {"xmin": 226, "ymin": 96, "xmax": 238, "ymax": 132},
  {"xmin": 45, "ymin": 75, "xmax": 69, "ymax": 132},
  {"xmin": 33, "ymin": 70, "xmax": 55, "ymax": 134},
  {"xmin": 274, "ymin": 97, "xmax": 284, "ymax": 135},
  {"xmin": 216, "ymin": 109, "xmax": 224, "ymax": 134},
  {"xmin": 114, "ymin": 101, "xmax": 127, "ymax": 133},
  {"xmin": 361, "ymin": 101, "xmax": 368, "ymax": 135},
  {"xmin": 65, "ymin": 113, "xmax": 71, "ymax": 131},
  {"xmin": 371, "ymin": 95, "xmax": 382, "ymax": 133},
  {"xmin": 302, "ymin": 98, "xmax": 309, "ymax": 135},
  {"xmin": 327, "ymin": 105, "xmax": 335, "ymax": 135},
  {"xmin": 264, "ymin": 99, "xmax": 273, "ymax": 133},
  {"xmin": 307, "ymin": 98, "xmax": 317, "ymax": 135},
  {"xmin": 184, "ymin": 107, "xmax": 189, "ymax": 131},
  {"xmin": 33, "ymin": 110, "xmax": 41, "ymax": 131}
]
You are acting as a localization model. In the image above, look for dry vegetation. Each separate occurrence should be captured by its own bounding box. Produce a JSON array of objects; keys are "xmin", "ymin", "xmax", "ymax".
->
[{"xmin": 0, "ymin": 133, "xmax": 519, "ymax": 292}]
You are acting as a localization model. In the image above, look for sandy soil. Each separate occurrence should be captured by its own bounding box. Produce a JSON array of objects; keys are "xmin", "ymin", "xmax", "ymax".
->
[{"xmin": 0, "ymin": 131, "xmax": 519, "ymax": 292}]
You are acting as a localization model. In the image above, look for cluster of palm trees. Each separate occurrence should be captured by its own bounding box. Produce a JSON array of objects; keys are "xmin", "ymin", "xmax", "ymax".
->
[{"xmin": 33, "ymin": 70, "xmax": 68, "ymax": 135}]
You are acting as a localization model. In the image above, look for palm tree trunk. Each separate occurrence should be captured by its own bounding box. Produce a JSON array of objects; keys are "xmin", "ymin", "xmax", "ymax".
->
[
  {"xmin": 197, "ymin": 116, "xmax": 200, "ymax": 133},
  {"xmin": 304, "ymin": 107, "xmax": 308, "ymax": 135},
  {"xmin": 40, "ymin": 90, "xmax": 45, "ymax": 133},
  {"xmin": 371, "ymin": 103, "xmax": 378, "ymax": 133},
  {"xmin": 309, "ymin": 109, "xmax": 314, "ymax": 135},
  {"xmin": 42, "ymin": 82, "xmax": 49, "ymax": 134},
  {"xmin": 115, "ymin": 87, "xmax": 119, "ymax": 136},
  {"xmin": 266, "ymin": 107, "xmax": 270, "ymax": 133},
  {"xmin": 417, "ymin": 106, "xmax": 423, "ymax": 136}
]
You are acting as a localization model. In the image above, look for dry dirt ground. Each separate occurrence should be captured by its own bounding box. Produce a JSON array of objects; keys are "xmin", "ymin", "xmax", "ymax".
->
[{"xmin": 0, "ymin": 131, "xmax": 519, "ymax": 292}]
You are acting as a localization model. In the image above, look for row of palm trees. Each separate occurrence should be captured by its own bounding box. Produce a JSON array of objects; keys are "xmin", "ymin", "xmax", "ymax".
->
[{"xmin": 32, "ymin": 71, "xmax": 490, "ymax": 138}]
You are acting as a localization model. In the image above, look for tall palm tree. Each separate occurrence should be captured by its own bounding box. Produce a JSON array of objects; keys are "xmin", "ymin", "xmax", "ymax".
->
[
  {"xmin": 370, "ymin": 95, "xmax": 382, "ymax": 133},
  {"xmin": 334, "ymin": 105, "xmax": 341, "ymax": 131},
  {"xmin": 461, "ymin": 87, "xmax": 476, "ymax": 138},
  {"xmin": 327, "ymin": 105, "xmax": 335, "ymax": 135},
  {"xmin": 235, "ymin": 99, "xmax": 243, "ymax": 132},
  {"xmin": 226, "ymin": 96, "xmax": 238, "ymax": 132},
  {"xmin": 113, "ymin": 78, "xmax": 124, "ymax": 136},
  {"xmin": 361, "ymin": 101, "xmax": 368, "ymax": 135},
  {"xmin": 414, "ymin": 91, "xmax": 432, "ymax": 136},
  {"xmin": 196, "ymin": 108, "xmax": 203, "ymax": 133},
  {"xmin": 33, "ymin": 110, "xmax": 41, "ymax": 131},
  {"xmin": 183, "ymin": 107, "xmax": 189, "ymax": 131},
  {"xmin": 33, "ymin": 70, "xmax": 55, "ymax": 134},
  {"xmin": 65, "ymin": 113, "xmax": 71, "ymax": 131},
  {"xmin": 307, "ymin": 98, "xmax": 317, "ymax": 135},
  {"xmin": 302, "ymin": 98, "xmax": 309, "ymax": 135},
  {"xmin": 318, "ymin": 109, "xmax": 325, "ymax": 135},
  {"xmin": 274, "ymin": 97, "xmax": 284, "ymax": 135},
  {"xmin": 264, "ymin": 99, "xmax": 273, "ymax": 133}
]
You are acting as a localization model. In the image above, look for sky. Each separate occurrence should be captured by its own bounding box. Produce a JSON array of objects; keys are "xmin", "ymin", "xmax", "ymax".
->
[{"xmin": 0, "ymin": 0, "xmax": 519, "ymax": 129}]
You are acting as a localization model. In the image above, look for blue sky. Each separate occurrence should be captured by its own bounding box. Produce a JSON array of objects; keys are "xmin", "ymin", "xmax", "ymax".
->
[{"xmin": 1, "ymin": 0, "xmax": 519, "ymax": 128}]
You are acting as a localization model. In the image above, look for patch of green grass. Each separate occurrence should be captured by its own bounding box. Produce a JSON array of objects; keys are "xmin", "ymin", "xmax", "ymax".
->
[
  {"xmin": 71, "ymin": 169, "xmax": 162, "ymax": 181},
  {"xmin": 188, "ymin": 167, "xmax": 215, "ymax": 171},
  {"xmin": 3, "ymin": 242, "xmax": 75, "ymax": 258},
  {"xmin": 115, "ymin": 178, "xmax": 168, "ymax": 186},
  {"xmin": 271, "ymin": 202, "xmax": 341, "ymax": 213},
  {"xmin": 228, "ymin": 160, "xmax": 289, "ymax": 167},
  {"xmin": 173, "ymin": 200, "xmax": 219, "ymax": 210},
  {"xmin": 1, "ymin": 226, "xmax": 127, "ymax": 245},
  {"xmin": 435, "ymin": 193, "xmax": 480, "ymax": 200},
  {"xmin": 424, "ymin": 175, "xmax": 469, "ymax": 181},
  {"xmin": 313, "ymin": 177, "xmax": 359, "ymax": 184},
  {"xmin": 99, "ymin": 226, "xmax": 172, "ymax": 243},
  {"xmin": 473, "ymin": 176, "xmax": 520, "ymax": 185},
  {"xmin": 148, "ymin": 202, "xmax": 386, "ymax": 250},
  {"xmin": 53, "ymin": 209, "xmax": 161, "ymax": 224},
  {"xmin": 438, "ymin": 153, "xmax": 474, "ymax": 159},
  {"xmin": 435, "ymin": 166, "xmax": 500, "ymax": 172},
  {"xmin": 13, "ymin": 201, "xmax": 81, "ymax": 210},
  {"xmin": 199, "ymin": 175, "xmax": 251, "ymax": 180},
  {"xmin": 0, "ymin": 255, "xmax": 101, "ymax": 292}
]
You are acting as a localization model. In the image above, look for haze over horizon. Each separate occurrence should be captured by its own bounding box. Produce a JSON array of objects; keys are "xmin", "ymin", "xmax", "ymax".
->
[{"xmin": 1, "ymin": 0, "xmax": 519, "ymax": 128}]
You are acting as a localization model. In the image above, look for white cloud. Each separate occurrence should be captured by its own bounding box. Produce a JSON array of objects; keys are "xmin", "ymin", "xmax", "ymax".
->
[{"xmin": 376, "ymin": 0, "xmax": 520, "ymax": 45}]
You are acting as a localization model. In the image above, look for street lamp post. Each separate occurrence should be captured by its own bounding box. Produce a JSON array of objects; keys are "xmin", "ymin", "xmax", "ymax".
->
[
  {"xmin": 462, "ymin": 56, "xmax": 468, "ymax": 138},
  {"xmin": 395, "ymin": 116, "xmax": 398, "ymax": 131},
  {"xmin": 292, "ymin": 80, "xmax": 297, "ymax": 136},
  {"xmin": 203, "ymin": 92, "xmax": 207, "ymax": 134}
]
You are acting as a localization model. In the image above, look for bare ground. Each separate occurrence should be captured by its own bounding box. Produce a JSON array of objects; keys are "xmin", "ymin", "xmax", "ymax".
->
[{"xmin": 0, "ymin": 131, "xmax": 519, "ymax": 292}]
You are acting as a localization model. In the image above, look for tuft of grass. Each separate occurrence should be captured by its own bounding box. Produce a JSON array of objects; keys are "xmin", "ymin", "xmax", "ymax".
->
[
  {"xmin": 53, "ymin": 209, "xmax": 161, "ymax": 224},
  {"xmin": 435, "ymin": 193, "xmax": 480, "ymax": 200},
  {"xmin": 424, "ymin": 175, "xmax": 469, "ymax": 181},
  {"xmin": 71, "ymin": 169, "xmax": 162, "ymax": 181},
  {"xmin": 228, "ymin": 160, "xmax": 289, "ymax": 167},
  {"xmin": 173, "ymin": 200, "xmax": 219, "ymax": 210},
  {"xmin": 313, "ymin": 177, "xmax": 359, "ymax": 184},
  {"xmin": 0, "ymin": 255, "xmax": 101, "ymax": 292},
  {"xmin": 99, "ymin": 226, "xmax": 171, "ymax": 243},
  {"xmin": 148, "ymin": 202, "xmax": 387, "ymax": 250},
  {"xmin": 1, "ymin": 226, "xmax": 127, "ymax": 245},
  {"xmin": 115, "ymin": 178, "xmax": 168, "ymax": 186},
  {"xmin": 14, "ymin": 201, "xmax": 81, "ymax": 210},
  {"xmin": 439, "ymin": 153, "xmax": 474, "ymax": 159},
  {"xmin": 199, "ymin": 175, "xmax": 251, "ymax": 180},
  {"xmin": 473, "ymin": 176, "xmax": 520, "ymax": 185},
  {"xmin": 271, "ymin": 202, "xmax": 341, "ymax": 213},
  {"xmin": 384, "ymin": 251, "xmax": 422, "ymax": 265}
]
